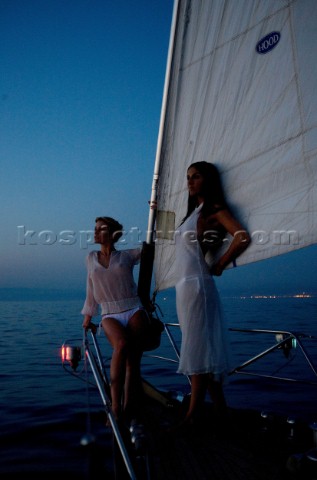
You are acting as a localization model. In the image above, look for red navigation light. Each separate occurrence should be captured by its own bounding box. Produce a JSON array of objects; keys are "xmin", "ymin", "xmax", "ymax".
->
[{"xmin": 61, "ymin": 344, "xmax": 82, "ymax": 370}]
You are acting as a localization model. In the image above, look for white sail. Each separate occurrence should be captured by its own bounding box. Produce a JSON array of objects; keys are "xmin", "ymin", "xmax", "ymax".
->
[{"xmin": 151, "ymin": 0, "xmax": 317, "ymax": 293}]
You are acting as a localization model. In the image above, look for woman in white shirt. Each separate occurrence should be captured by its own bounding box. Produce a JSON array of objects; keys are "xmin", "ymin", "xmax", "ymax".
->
[{"xmin": 82, "ymin": 216, "xmax": 148, "ymax": 422}]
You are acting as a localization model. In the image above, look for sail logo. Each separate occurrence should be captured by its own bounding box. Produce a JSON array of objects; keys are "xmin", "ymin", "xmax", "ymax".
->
[{"xmin": 256, "ymin": 32, "xmax": 280, "ymax": 54}]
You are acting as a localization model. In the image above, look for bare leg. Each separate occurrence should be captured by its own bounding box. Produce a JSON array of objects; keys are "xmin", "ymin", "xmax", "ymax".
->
[
  {"xmin": 101, "ymin": 317, "xmax": 128, "ymax": 419},
  {"xmin": 183, "ymin": 373, "xmax": 209, "ymax": 423},
  {"xmin": 207, "ymin": 376, "xmax": 227, "ymax": 414},
  {"xmin": 124, "ymin": 310, "xmax": 148, "ymax": 419},
  {"xmin": 123, "ymin": 349, "xmax": 143, "ymax": 419}
]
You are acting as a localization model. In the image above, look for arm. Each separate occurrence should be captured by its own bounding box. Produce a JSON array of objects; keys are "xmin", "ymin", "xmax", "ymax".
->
[
  {"xmin": 210, "ymin": 209, "xmax": 251, "ymax": 276},
  {"xmin": 82, "ymin": 314, "xmax": 97, "ymax": 333},
  {"xmin": 82, "ymin": 314, "xmax": 92, "ymax": 329},
  {"xmin": 81, "ymin": 254, "xmax": 99, "ymax": 328},
  {"xmin": 81, "ymin": 276, "xmax": 99, "ymax": 329}
]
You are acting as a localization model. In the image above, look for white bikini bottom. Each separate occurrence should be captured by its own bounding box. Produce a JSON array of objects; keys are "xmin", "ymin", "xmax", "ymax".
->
[{"xmin": 101, "ymin": 306, "xmax": 144, "ymax": 327}]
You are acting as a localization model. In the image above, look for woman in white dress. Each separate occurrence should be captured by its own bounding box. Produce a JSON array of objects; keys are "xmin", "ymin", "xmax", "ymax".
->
[
  {"xmin": 175, "ymin": 162, "xmax": 250, "ymax": 428},
  {"xmin": 81, "ymin": 216, "xmax": 149, "ymax": 422}
]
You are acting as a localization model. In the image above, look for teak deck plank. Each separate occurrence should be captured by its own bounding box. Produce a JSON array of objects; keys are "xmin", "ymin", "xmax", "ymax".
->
[{"xmin": 116, "ymin": 393, "xmax": 315, "ymax": 480}]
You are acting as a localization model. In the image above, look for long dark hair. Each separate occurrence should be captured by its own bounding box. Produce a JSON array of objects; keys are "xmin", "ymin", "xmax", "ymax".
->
[{"xmin": 182, "ymin": 161, "xmax": 227, "ymax": 222}]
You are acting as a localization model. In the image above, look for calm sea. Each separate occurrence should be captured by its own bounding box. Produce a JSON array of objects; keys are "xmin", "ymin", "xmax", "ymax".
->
[{"xmin": 1, "ymin": 291, "xmax": 317, "ymax": 477}]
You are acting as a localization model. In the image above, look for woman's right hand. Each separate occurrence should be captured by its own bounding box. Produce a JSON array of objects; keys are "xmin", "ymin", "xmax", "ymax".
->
[{"xmin": 82, "ymin": 315, "xmax": 95, "ymax": 331}]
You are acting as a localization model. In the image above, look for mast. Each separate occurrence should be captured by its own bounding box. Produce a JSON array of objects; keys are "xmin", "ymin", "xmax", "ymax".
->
[
  {"xmin": 137, "ymin": 0, "xmax": 180, "ymax": 306},
  {"xmin": 146, "ymin": 0, "xmax": 180, "ymax": 245}
]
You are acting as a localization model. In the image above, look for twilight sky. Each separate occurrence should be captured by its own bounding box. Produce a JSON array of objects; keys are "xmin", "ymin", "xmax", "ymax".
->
[{"xmin": 1, "ymin": 0, "xmax": 316, "ymax": 297}]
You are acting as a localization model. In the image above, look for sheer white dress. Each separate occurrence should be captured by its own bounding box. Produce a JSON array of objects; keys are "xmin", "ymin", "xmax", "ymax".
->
[{"xmin": 175, "ymin": 204, "xmax": 229, "ymax": 380}]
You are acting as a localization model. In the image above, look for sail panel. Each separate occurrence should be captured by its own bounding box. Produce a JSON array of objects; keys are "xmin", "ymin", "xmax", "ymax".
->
[{"xmin": 153, "ymin": 0, "xmax": 317, "ymax": 292}]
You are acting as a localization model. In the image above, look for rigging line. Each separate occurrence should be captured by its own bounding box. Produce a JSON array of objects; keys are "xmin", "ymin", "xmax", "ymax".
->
[
  {"xmin": 270, "ymin": 351, "xmax": 297, "ymax": 377},
  {"xmin": 83, "ymin": 331, "xmax": 93, "ymax": 439},
  {"xmin": 288, "ymin": 0, "xmax": 315, "ymax": 233}
]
